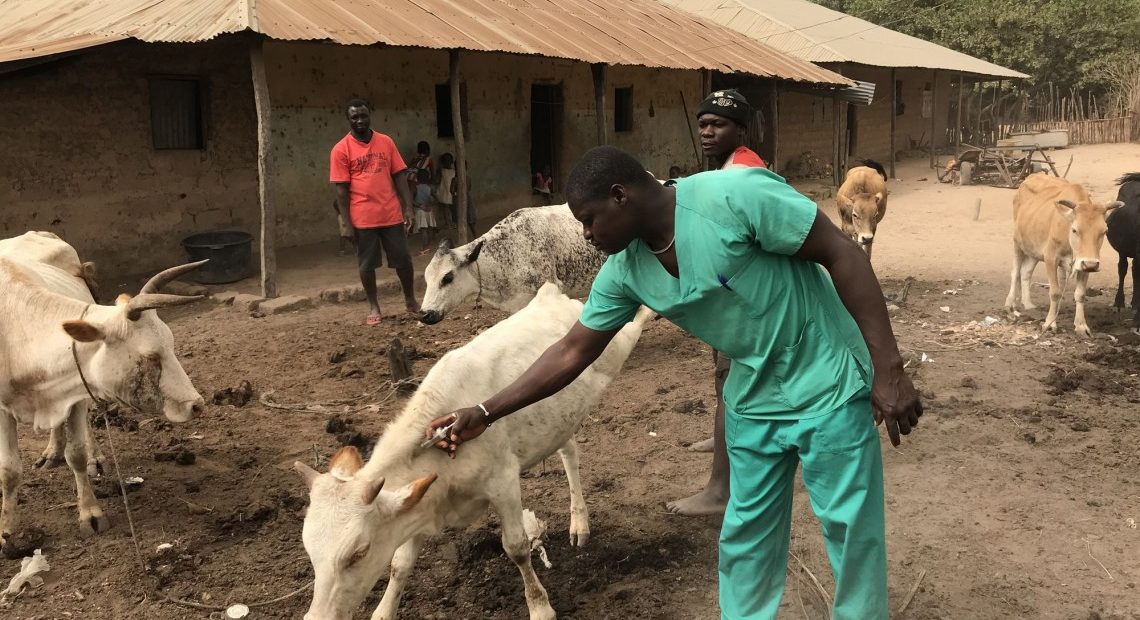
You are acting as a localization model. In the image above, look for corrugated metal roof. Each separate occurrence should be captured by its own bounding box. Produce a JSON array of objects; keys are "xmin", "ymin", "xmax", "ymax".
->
[
  {"xmin": 0, "ymin": 0, "xmax": 852, "ymax": 85},
  {"xmin": 661, "ymin": 0, "xmax": 1028, "ymax": 80}
]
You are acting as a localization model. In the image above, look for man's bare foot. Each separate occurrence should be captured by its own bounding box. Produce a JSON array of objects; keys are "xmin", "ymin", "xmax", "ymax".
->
[
  {"xmin": 665, "ymin": 487, "xmax": 728, "ymax": 516},
  {"xmin": 688, "ymin": 436, "xmax": 715, "ymax": 453}
]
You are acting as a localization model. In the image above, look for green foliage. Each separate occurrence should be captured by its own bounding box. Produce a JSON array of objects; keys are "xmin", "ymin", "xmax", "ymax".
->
[{"xmin": 813, "ymin": 0, "xmax": 1140, "ymax": 94}]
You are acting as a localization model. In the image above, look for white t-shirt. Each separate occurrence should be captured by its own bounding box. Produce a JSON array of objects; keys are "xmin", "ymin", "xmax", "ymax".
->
[{"xmin": 437, "ymin": 168, "xmax": 456, "ymax": 205}]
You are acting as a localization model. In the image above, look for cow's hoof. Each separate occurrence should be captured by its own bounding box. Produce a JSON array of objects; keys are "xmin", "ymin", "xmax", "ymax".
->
[
  {"xmin": 1074, "ymin": 325, "xmax": 1093, "ymax": 339},
  {"xmin": 1042, "ymin": 322, "xmax": 1057, "ymax": 332},
  {"xmin": 569, "ymin": 528, "xmax": 590, "ymax": 548},
  {"xmin": 34, "ymin": 455, "xmax": 66, "ymax": 469},
  {"xmin": 528, "ymin": 604, "xmax": 557, "ymax": 620},
  {"xmin": 78, "ymin": 512, "xmax": 111, "ymax": 537}
]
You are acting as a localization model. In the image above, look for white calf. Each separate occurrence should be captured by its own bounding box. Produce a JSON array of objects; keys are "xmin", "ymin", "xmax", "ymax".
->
[{"xmin": 296, "ymin": 283, "xmax": 652, "ymax": 620}]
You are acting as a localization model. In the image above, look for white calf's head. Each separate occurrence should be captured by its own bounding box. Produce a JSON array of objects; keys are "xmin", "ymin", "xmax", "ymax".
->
[
  {"xmin": 1058, "ymin": 197, "xmax": 1124, "ymax": 273},
  {"xmin": 295, "ymin": 447, "xmax": 438, "ymax": 620},
  {"xmin": 838, "ymin": 192, "xmax": 886, "ymax": 250},
  {"xmin": 419, "ymin": 238, "xmax": 484, "ymax": 325},
  {"xmin": 60, "ymin": 262, "xmax": 206, "ymax": 421}
]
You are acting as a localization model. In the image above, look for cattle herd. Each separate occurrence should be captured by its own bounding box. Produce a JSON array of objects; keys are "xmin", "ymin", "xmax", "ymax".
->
[{"xmin": 0, "ymin": 168, "xmax": 1136, "ymax": 618}]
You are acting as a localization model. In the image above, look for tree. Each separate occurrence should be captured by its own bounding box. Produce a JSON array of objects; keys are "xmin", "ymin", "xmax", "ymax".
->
[{"xmin": 813, "ymin": 0, "xmax": 1140, "ymax": 95}]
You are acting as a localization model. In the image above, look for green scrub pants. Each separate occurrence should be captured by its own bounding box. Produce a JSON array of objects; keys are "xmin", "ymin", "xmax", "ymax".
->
[{"xmin": 718, "ymin": 389, "xmax": 887, "ymax": 620}]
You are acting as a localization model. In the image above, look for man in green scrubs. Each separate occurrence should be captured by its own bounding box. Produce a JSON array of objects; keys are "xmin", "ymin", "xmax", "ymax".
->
[{"xmin": 427, "ymin": 146, "xmax": 922, "ymax": 619}]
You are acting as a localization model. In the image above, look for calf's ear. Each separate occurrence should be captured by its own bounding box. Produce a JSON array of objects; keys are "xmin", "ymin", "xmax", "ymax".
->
[{"xmin": 62, "ymin": 320, "xmax": 105, "ymax": 343}]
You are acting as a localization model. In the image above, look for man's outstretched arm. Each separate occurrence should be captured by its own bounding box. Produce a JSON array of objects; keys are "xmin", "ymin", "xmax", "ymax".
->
[{"xmin": 426, "ymin": 322, "xmax": 621, "ymax": 457}]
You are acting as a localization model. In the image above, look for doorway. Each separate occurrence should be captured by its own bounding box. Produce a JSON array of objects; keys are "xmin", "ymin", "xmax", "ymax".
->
[{"xmin": 530, "ymin": 84, "xmax": 563, "ymax": 197}]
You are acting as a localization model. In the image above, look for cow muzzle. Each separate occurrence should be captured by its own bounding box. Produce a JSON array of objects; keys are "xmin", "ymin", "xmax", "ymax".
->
[
  {"xmin": 1078, "ymin": 259, "xmax": 1100, "ymax": 273},
  {"xmin": 166, "ymin": 397, "xmax": 204, "ymax": 423},
  {"xmin": 419, "ymin": 309, "xmax": 444, "ymax": 325},
  {"xmin": 858, "ymin": 234, "xmax": 874, "ymax": 246}
]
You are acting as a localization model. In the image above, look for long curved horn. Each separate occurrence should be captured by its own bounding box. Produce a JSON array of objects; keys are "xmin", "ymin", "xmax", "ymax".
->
[
  {"xmin": 127, "ymin": 293, "xmax": 205, "ymax": 320},
  {"xmin": 140, "ymin": 260, "xmax": 209, "ymax": 294}
]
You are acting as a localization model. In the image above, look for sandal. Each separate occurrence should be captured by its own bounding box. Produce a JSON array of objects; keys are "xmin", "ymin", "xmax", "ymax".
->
[{"xmin": 366, "ymin": 313, "xmax": 381, "ymax": 326}]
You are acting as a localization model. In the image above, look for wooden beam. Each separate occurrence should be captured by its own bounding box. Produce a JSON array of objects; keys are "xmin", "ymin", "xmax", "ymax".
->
[
  {"xmin": 771, "ymin": 82, "xmax": 780, "ymax": 174},
  {"xmin": 994, "ymin": 79, "xmax": 1003, "ymax": 140},
  {"xmin": 833, "ymin": 93, "xmax": 842, "ymax": 185},
  {"xmin": 450, "ymin": 50, "xmax": 470, "ymax": 244},
  {"xmin": 889, "ymin": 68, "xmax": 896, "ymax": 179},
  {"xmin": 591, "ymin": 63, "xmax": 607, "ymax": 146},
  {"xmin": 956, "ymin": 73, "xmax": 964, "ymax": 153},
  {"xmin": 249, "ymin": 37, "xmax": 276, "ymax": 298},
  {"xmin": 929, "ymin": 70, "xmax": 937, "ymax": 169},
  {"xmin": 701, "ymin": 69, "xmax": 712, "ymax": 170}
]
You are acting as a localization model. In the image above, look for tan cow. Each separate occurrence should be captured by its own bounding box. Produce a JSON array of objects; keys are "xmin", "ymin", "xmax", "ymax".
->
[
  {"xmin": 837, "ymin": 160, "xmax": 889, "ymax": 258},
  {"xmin": 1004, "ymin": 174, "xmax": 1123, "ymax": 337}
]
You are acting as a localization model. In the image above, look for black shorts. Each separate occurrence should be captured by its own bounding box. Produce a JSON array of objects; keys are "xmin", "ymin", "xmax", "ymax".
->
[{"xmin": 356, "ymin": 225, "xmax": 412, "ymax": 271}]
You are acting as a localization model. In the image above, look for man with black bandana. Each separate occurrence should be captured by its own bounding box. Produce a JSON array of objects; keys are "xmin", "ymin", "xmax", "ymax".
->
[{"xmin": 666, "ymin": 88, "xmax": 769, "ymax": 516}]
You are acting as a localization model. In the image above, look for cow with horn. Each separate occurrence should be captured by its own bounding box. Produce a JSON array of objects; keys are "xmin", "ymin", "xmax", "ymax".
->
[{"xmin": 0, "ymin": 231, "xmax": 206, "ymax": 551}]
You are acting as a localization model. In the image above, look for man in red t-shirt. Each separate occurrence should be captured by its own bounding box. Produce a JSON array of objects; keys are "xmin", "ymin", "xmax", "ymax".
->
[
  {"xmin": 331, "ymin": 99, "xmax": 420, "ymax": 325},
  {"xmin": 667, "ymin": 88, "xmax": 768, "ymax": 517}
]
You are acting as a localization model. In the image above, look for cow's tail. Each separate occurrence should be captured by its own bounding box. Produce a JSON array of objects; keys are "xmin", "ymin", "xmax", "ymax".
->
[{"xmin": 861, "ymin": 159, "xmax": 888, "ymax": 181}]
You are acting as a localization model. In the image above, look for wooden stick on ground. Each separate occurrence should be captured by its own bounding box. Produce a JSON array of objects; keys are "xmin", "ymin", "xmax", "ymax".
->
[
  {"xmin": 790, "ymin": 551, "xmax": 832, "ymax": 610},
  {"xmin": 896, "ymin": 568, "xmax": 927, "ymax": 615}
]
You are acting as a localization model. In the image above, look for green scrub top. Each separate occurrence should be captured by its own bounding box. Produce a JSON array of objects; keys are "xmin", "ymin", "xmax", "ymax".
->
[{"xmin": 579, "ymin": 167, "xmax": 872, "ymax": 420}]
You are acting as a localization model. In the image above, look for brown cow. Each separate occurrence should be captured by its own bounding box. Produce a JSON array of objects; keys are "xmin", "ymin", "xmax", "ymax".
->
[
  {"xmin": 1004, "ymin": 173, "xmax": 1123, "ymax": 337},
  {"xmin": 836, "ymin": 160, "xmax": 889, "ymax": 258}
]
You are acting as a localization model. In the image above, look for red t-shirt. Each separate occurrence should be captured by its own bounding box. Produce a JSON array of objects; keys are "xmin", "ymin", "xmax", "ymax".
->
[
  {"xmin": 722, "ymin": 146, "xmax": 767, "ymax": 169},
  {"xmin": 330, "ymin": 132, "xmax": 408, "ymax": 229}
]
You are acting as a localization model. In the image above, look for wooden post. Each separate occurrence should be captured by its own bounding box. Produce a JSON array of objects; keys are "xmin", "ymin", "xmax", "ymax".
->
[
  {"xmin": 249, "ymin": 37, "xmax": 277, "ymax": 298},
  {"xmin": 956, "ymin": 73, "xmax": 964, "ymax": 153},
  {"xmin": 592, "ymin": 63, "xmax": 607, "ymax": 146},
  {"xmin": 701, "ymin": 69, "xmax": 712, "ymax": 170},
  {"xmin": 975, "ymin": 82, "xmax": 983, "ymax": 145},
  {"xmin": 833, "ymin": 93, "xmax": 842, "ymax": 185},
  {"xmin": 387, "ymin": 337, "xmax": 414, "ymax": 390},
  {"xmin": 450, "ymin": 50, "xmax": 470, "ymax": 244},
  {"xmin": 771, "ymin": 82, "xmax": 780, "ymax": 174},
  {"xmin": 929, "ymin": 70, "xmax": 937, "ymax": 169},
  {"xmin": 889, "ymin": 68, "xmax": 896, "ymax": 179},
  {"xmin": 994, "ymin": 79, "xmax": 1003, "ymax": 140}
]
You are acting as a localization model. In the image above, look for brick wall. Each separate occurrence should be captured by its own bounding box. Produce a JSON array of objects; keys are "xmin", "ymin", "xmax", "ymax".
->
[{"xmin": 0, "ymin": 38, "xmax": 258, "ymax": 276}]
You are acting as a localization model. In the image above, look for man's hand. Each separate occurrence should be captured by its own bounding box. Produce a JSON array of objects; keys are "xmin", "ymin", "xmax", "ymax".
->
[
  {"xmin": 405, "ymin": 218, "xmax": 413, "ymax": 234},
  {"xmin": 425, "ymin": 407, "xmax": 488, "ymax": 458},
  {"xmin": 348, "ymin": 227, "xmax": 359, "ymax": 245},
  {"xmin": 870, "ymin": 362, "xmax": 923, "ymax": 446}
]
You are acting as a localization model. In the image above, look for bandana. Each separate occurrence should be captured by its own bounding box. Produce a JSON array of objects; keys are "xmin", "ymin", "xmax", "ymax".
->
[{"xmin": 696, "ymin": 89, "xmax": 751, "ymax": 127}]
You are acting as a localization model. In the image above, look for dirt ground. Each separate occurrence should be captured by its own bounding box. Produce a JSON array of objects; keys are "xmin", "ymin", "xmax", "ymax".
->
[{"xmin": 4, "ymin": 143, "xmax": 1139, "ymax": 620}]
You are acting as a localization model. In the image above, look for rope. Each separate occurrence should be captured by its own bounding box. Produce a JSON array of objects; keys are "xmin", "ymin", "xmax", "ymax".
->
[{"xmin": 69, "ymin": 306, "xmax": 313, "ymax": 612}]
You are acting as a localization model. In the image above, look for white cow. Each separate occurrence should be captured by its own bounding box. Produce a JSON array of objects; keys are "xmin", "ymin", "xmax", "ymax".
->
[
  {"xmin": 295, "ymin": 283, "xmax": 653, "ymax": 620},
  {"xmin": 418, "ymin": 204, "xmax": 606, "ymax": 324},
  {"xmin": 0, "ymin": 231, "xmax": 205, "ymax": 548},
  {"xmin": 0, "ymin": 232, "xmax": 104, "ymax": 475}
]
